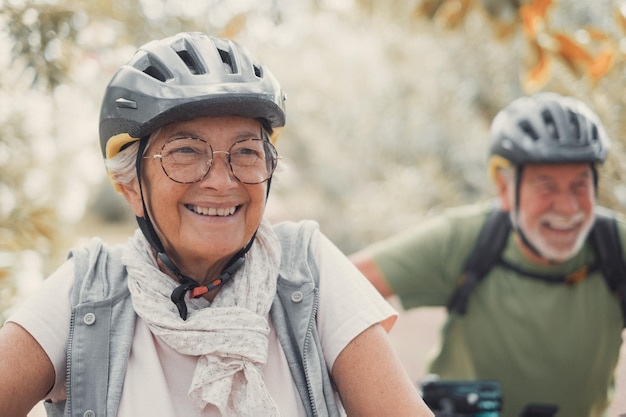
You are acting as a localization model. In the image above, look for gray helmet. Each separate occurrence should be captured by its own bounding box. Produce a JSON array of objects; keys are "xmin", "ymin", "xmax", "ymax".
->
[
  {"xmin": 488, "ymin": 92, "xmax": 609, "ymax": 166},
  {"xmin": 99, "ymin": 32, "xmax": 286, "ymax": 158}
]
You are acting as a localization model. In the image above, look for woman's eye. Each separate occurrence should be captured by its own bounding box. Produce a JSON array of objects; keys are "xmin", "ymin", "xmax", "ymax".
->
[
  {"xmin": 171, "ymin": 146, "xmax": 200, "ymax": 154},
  {"xmin": 235, "ymin": 147, "xmax": 259, "ymax": 156},
  {"xmin": 164, "ymin": 138, "xmax": 207, "ymax": 156}
]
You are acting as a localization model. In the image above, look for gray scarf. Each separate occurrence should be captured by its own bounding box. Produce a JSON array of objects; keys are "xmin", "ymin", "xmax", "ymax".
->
[{"xmin": 123, "ymin": 218, "xmax": 282, "ymax": 416}]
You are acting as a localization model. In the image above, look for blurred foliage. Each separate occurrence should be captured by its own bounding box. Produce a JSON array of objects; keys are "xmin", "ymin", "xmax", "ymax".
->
[
  {"xmin": 407, "ymin": 0, "xmax": 626, "ymax": 90},
  {"xmin": 2, "ymin": 0, "xmax": 626, "ymax": 319}
]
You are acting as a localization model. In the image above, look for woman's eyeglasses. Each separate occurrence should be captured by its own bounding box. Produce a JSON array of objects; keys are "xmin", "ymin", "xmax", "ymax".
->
[{"xmin": 145, "ymin": 137, "xmax": 279, "ymax": 184}]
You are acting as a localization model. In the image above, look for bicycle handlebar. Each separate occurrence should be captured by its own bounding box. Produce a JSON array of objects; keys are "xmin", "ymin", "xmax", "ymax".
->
[{"xmin": 418, "ymin": 376, "xmax": 558, "ymax": 417}]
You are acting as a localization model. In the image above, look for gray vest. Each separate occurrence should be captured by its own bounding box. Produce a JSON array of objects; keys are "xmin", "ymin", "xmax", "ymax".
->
[{"xmin": 44, "ymin": 220, "xmax": 343, "ymax": 417}]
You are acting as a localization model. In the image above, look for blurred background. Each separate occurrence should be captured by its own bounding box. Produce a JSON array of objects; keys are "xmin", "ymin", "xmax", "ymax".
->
[{"xmin": 1, "ymin": 0, "xmax": 625, "ymax": 414}]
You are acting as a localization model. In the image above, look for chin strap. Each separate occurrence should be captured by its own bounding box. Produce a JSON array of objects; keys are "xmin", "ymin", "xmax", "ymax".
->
[{"xmin": 167, "ymin": 237, "xmax": 253, "ymax": 320}]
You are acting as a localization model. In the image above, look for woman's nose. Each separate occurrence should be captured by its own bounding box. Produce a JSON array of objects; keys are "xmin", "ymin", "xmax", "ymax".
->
[{"xmin": 199, "ymin": 151, "xmax": 237, "ymax": 187}]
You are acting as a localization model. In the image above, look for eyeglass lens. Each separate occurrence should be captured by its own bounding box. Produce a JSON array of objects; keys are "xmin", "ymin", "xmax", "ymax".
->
[{"xmin": 158, "ymin": 137, "xmax": 278, "ymax": 184}]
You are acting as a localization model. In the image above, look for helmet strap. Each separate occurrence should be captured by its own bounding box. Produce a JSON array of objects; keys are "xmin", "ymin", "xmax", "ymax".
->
[
  {"xmin": 168, "ymin": 237, "xmax": 253, "ymax": 320},
  {"xmin": 591, "ymin": 164, "xmax": 599, "ymax": 196},
  {"xmin": 134, "ymin": 138, "xmax": 167, "ymax": 254},
  {"xmin": 511, "ymin": 165, "xmax": 544, "ymax": 259}
]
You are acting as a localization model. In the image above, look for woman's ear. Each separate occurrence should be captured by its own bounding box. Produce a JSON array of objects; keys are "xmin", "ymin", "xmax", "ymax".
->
[
  {"xmin": 118, "ymin": 179, "xmax": 145, "ymax": 217},
  {"xmin": 495, "ymin": 169, "xmax": 513, "ymax": 212}
]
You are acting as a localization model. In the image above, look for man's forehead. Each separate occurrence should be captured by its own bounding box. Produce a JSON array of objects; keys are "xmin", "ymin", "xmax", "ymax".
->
[{"xmin": 524, "ymin": 163, "xmax": 592, "ymax": 180}]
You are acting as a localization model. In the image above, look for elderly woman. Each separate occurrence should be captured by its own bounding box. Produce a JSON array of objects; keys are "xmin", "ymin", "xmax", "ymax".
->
[{"xmin": 0, "ymin": 32, "xmax": 433, "ymax": 417}]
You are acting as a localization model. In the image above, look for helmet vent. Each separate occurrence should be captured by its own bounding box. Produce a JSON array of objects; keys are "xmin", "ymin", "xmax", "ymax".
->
[
  {"xmin": 176, "ymin": 50, "xmax": 206, "ymax": 75},
  {"xmin": 144, "ymin": 65, "xmax": 168, "ymax": 82},
  {"xmin": 541, "ymin": 110, "xmax": 558, "ymax": 140},
  {"xmin": 567, "ymin": 110, "xmax": 581, "ymax": 141},
  {"xmin": 253, "ymin": 64, "xmax": 262, "ymax": 78},
  {"xmin": 519, "ymin": 120, "xmax": 539, "ymax": 141},
  {"xmin": 591, "ymin": 124, "xmax": 599, "ymax": 142},
  {"xmin": 218, "ymin": 49, "xmax": 237, "ymax": 74},
  {"xmin": 130, "ymin": 52, "xmax": 172, "ymax": 83}
]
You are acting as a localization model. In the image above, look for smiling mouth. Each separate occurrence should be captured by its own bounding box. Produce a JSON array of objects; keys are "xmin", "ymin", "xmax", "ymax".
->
[
  {"xmin": 543, "ymin": 223, "xmax": 577, "ymax": 232},
  {"xmin": 542, "ymin": 219, "xmax": 581, "ymax": 232},
  {"xmin": 186, "ymin": 204, "xmax": 237, "ymax": 217}
]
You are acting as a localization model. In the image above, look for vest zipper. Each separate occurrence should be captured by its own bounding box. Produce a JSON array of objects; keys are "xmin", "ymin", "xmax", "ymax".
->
[
  {"xmin": 65, "ymin": 310, "xmax": 76, "ymax": 413},
  {"xmin": 302, "ymin": 288, "xmax": 320, "ymax": 417}
]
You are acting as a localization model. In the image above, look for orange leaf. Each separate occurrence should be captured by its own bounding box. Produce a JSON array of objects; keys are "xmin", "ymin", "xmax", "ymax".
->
[
  {"xmin": 583, "ymin": 26, "xmax": 611, "ymax": 42},
  {"xmin": 436, "ymin": 0, "xmax": 472, "ymax": 29},
  {"xmin": 219, "ymin": 13, "xmax": 247, "ymax": 39},
  {"xmin": 614, "ymin": 3, "xmax": 626, "ymax": 35},
  {"xmin": 553, "ymin": 33, "xmax": 592, "ymax": 66},
  {"xmin": 524, "ymin": 41, "xmax": 551, "ymax": 92},
  {"xmin": 587, "ymin": 49, "xmax": 615, "ymax": 80},
  {"xmin": 416, "ymin": 0, "xmax": 445, "ymax": 19},
  {"xmin": 490, "ymin": 18, "xmax": 519, "ymax": 40},
  {"xmin": 520, "ymin": 0, "xmax": 553, "ymax": 39}
]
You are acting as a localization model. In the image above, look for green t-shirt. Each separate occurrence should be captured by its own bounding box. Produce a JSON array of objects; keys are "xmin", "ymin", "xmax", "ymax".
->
[{"xmin": 367, "ymin": 202, "xmax": 624, "ymax": 417}]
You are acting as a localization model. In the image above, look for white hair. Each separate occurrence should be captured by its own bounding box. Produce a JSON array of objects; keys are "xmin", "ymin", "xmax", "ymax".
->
[
  {"xmin": 105, "ymin": 141, "xmax": 140, "ymax": 188},
  {"xmin": 498, "ymin": 166, "xmax": 516, "ymax": 184},
  {"xmin": 104, "ymin": 130, "xmax": 161, "ymax": 188}
]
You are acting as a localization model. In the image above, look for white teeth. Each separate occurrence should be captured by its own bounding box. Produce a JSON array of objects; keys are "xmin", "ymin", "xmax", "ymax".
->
[
  {"xmin": 190, "ymin": 205, "xmax": 236, "ymax": 216},
  {"xmin": 542, "ymin": 212, "xmax": 585, "ymax": 230},
  {"xmin": 548, "ymin": 222, "xmax": 575, "ymax": 230}
]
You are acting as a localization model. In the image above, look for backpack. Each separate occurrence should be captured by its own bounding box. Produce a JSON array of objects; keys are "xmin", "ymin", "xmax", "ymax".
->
[{"xmin": 447, "ymin": 205, "xmax": 626, "ymax": 327}]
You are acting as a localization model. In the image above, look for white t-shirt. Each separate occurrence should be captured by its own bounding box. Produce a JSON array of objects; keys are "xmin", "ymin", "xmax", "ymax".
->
[{"xmin": 9, "ymin": 229, "xmax": 397, "ymax": 417}]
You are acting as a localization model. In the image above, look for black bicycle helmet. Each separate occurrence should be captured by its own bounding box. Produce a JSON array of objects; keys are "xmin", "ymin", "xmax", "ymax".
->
[
  {"xmin": 487, "ymin": 92, "xmax": 610, "ymax": 260},
  {"xmin": 488, "ymin": 92, "xmax": 609, "ymax": 179},
  {"xmin": 99, "ymin": 32, "xmax": 286, "ymax": 159}
]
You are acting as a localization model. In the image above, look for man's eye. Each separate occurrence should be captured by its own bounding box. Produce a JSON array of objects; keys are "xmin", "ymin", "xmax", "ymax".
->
[
  {"xmin": 536, "ymin": 183, "xmax": 555, "ymax": 193},
  {"xmin": 573, "ymin": 182, "xmax": 590, "ymax": 192}
]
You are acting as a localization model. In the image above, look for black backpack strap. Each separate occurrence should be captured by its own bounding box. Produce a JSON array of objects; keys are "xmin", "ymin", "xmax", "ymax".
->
[
  {"xmin": 589, "ymin": 208, "xmax": 626, "ymax": 328},
  {"xmin": 496, "ymin": 257, "xmax": 600, "ymax": 285},
  {"xmin": 447, "ymin": 205, "xmax": 511, "ymax": 315}
]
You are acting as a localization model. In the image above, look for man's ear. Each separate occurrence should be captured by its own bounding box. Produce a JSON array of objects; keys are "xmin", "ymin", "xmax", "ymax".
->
[
  {"xmin": 118, "ymin": 179, "xmax": 145, "ymax": 217},
  {"xmin": 495, "ymin": 169, "xmax": 513, "ymax": 212}
]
